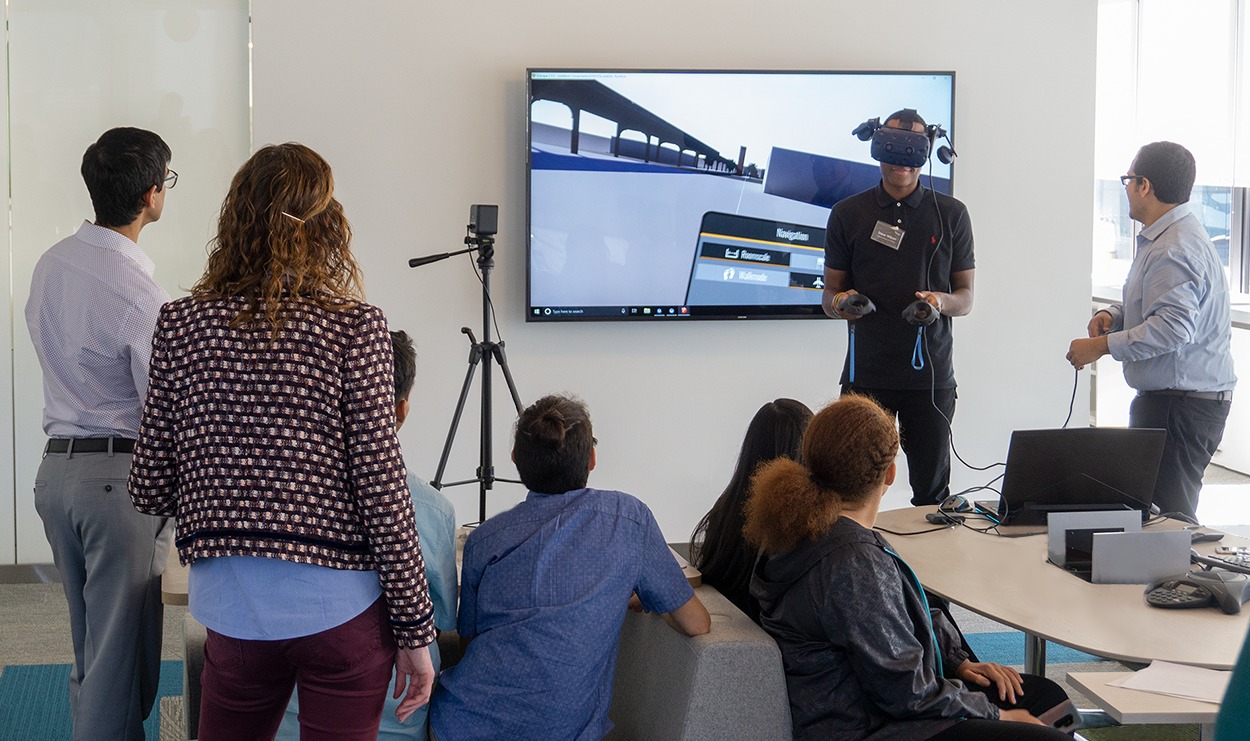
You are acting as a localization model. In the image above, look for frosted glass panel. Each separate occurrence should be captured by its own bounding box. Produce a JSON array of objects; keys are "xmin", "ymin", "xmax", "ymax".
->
[{"xmin": 7, "ymin": 2, "xmax": 249, "ymax": 563}]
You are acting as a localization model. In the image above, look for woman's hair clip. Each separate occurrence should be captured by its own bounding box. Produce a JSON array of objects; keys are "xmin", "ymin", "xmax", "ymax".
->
[{"xmin": 281, "ymin": 211, "xmax": 306, "ymax": 224}]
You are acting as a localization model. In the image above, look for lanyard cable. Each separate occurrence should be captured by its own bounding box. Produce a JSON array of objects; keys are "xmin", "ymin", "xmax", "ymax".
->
[
  {"xmin": 883, "ymin": 546, "xmax": 944, "ymax": 678},
  {"xmin": 850, "ymin": 323, "xmax": 858, "ymax": 383}
]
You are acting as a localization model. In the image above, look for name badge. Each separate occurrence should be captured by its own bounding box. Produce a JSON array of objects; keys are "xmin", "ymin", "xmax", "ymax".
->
[{"xmin": 871, "ymin": 220, "xmax": 904, "ymax": 250}]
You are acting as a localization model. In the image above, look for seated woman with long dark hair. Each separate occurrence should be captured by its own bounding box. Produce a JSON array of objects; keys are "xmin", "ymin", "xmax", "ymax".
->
[
  {"xmin": 689, "ymin": 398, "xmax": 812, "ymax": 622},
  {"xmin": 745, "ymin": 395, "xmax": 1076, "ymax": 741}
]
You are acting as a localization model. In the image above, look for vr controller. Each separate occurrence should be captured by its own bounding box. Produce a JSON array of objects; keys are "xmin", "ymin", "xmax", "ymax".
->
[
  {"xmin": 836, "ymin": 293, "xmax": 876, "ymax": 317},
  {"xmin": 902, "ymin": 299, "xmax": 939, "ymax": 327}
]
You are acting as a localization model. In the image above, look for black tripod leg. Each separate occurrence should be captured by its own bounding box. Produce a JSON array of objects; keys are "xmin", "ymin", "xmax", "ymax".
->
[
  {"xmin": 492, "ymin": 341, "xmax": 524, "ymax": 414},
  {"xmin": 432, "ymin": 338, "xmax": 484, "ymax": 489}
]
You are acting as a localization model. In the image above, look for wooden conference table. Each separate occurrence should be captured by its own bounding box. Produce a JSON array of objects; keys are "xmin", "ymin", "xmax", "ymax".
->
[{"xmin": 874, "ymin": 506, "xmax": 1250, "ymax": 675}]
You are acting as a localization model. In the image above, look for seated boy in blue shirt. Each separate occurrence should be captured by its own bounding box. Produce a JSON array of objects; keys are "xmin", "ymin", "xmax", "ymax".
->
[
  {"xmin": 429, "ymin": 394, "xmax": 710, "ymax": 741},
  {"xmin": 279, "ymin": 330, "xmax": 458, "ymax": 741}
]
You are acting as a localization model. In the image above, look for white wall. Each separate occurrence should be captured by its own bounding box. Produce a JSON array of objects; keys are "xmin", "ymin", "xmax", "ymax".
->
[{"xmin": 250, "ymin": 0, "xmax": 1099, "ymax": 542}]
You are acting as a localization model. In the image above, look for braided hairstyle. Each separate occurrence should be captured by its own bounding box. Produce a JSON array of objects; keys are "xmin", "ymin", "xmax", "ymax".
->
[{"xmin": 743, "ymin": 394, "xmax": 898, "ymax": 555}]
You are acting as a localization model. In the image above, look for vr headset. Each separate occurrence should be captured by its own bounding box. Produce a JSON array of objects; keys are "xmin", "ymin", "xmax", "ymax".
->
[{"xmin": 852, "ymin": 108, "xmax": 956, "ymax": 168}]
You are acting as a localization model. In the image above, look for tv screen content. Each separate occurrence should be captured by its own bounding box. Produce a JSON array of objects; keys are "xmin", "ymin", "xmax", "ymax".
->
[{"xmin": 527, "ymin": 69, "xmax": 955, "ymax": 321}]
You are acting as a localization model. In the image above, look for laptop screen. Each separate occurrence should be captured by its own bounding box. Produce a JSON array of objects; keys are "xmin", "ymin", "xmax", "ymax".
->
[{"xmin": 998, "ymin": 427, "xmax": 1167, "ymax": 525}]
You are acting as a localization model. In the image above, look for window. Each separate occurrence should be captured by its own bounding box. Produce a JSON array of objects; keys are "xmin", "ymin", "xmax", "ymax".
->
[{"xmin": 1094, "ymin": 0, "xmax": 1249, "ymax": 297}]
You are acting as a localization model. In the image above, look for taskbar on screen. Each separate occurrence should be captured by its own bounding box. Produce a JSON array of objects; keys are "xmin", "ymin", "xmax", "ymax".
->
[{"xmin": 527, "ymin": 305, "xmax": 828, "ymax": 321}]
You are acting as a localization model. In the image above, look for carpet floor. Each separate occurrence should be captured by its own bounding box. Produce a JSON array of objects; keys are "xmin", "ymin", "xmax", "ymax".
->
[
  {"xmin": 0, "ymin": 659, "xmax": 183, "ymax": 740},
  {"xmin": 0, "ymin": 583, "xmax": 1211, "ymax": 740}
]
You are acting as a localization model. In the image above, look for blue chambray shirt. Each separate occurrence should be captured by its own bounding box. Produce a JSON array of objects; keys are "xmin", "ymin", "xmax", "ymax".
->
[
  {"xmin": 1106, "ymin": 204, "xmax": 1237, "ymax": 393},
  {"xmin": 430, "ymin": 487, "xmax": 693, "ymax": 741}
]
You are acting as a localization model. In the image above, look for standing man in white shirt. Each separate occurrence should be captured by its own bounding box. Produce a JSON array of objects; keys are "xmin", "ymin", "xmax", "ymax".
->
[
  {"xmin": 25, "ymin": 127, "xmax": 176, "ymax": 741},
  {"xmin": 1067, "ymin": 141, "xmax": 1236, "ymax": 522}
]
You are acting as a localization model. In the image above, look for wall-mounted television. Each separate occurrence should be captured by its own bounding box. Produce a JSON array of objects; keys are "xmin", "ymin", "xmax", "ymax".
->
[{"xmin": 527, "ymin": 68, "xmax": 955, "ymax": 321}]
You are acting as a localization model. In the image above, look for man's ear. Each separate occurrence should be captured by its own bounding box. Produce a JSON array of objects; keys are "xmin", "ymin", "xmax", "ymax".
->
[
  {"xmin": 589, "ymin": 446, "xmax": 597, "ymax": 472},
  {"xmin": 395, "ymin": 398, "xmax": 410, "ymax": 430},
  {"xmin": 884, "ymin": 461, "xmax": 897, "ymax": 486},
  {"xmin": 142, "ymin": 184, "xmax": 160, "ymax": 209}
]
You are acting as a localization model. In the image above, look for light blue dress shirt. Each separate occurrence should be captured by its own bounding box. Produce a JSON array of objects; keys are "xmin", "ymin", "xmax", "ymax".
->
[
  {"xmin": 1105, "ymin": 204, "xmax": 1236, "ymax": 393},
  {"xmin": 25, "ymin": 221, "xmax": 170, "ymax": 436},
  {"xmin": 273, "ymin": 474, "xmax": 459, "ymax": 741}
]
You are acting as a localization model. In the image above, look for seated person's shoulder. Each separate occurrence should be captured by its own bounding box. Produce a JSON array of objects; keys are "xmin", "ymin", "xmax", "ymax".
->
[{"xmin": 409, "ymin": 475, "xmax": 455, "ymax": 517}]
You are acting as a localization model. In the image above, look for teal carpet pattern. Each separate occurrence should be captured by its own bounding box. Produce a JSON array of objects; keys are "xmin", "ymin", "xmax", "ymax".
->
[
  {"xmin": 0, "ymin": 659, "xmax": 182, "ymax": 740},
  {"xmin": 965, "ymin": 632, "xmax": 1107, "ymax": 666}
]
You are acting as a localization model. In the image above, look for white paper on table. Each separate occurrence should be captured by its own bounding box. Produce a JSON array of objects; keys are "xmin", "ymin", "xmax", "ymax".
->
[{"xmin": 1107, "ymin": 660, "xmax": 1232, "ymax": 704}]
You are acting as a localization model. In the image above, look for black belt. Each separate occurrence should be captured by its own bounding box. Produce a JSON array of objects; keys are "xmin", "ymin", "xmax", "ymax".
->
[
  {"xmin": 45, "ymin": 437, "xmax": 136, "ymax": 454},
  {"xmin": 1140, "ymin": 389, "xmax": 1233, "ymax": 402}
]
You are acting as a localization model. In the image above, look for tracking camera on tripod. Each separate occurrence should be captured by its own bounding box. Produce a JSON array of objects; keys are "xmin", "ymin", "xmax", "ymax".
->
[{"xmin": 408, "ymin": 204, "xmax": 524, "ymax": 522}]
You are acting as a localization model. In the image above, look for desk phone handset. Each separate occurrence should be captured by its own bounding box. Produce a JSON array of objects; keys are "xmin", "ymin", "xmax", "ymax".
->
[{"xmin": 1145, "ymin": 570, "xmax": 1250, "ymax": 615}]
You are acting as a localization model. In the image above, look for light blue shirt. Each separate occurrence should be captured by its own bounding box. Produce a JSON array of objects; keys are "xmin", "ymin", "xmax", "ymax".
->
[
  {"xmin": 25, "ymin": 221, "xmax": 170, "ymax": 437},
  {"xmin": 275, "ymin": 474, "xmax": 459, "ymax": 741},
  {"xmin": 1106, "ymin": 204, "xmax": 1237, "ymax": 393},
  {"xmin": 189, "ymin": 556, "xmax": 382, "ymax": 640}
]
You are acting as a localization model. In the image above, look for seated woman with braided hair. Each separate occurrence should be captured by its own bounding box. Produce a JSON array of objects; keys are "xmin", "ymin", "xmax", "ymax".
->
[{"xmin": 746, "ymin": 394, "xmax": 1078, "ymax": 741}]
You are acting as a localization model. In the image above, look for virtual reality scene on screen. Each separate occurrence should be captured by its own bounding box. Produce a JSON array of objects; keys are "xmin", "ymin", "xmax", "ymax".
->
[{"xmin": 528, "ymin": 70, "xmax": 953, "ymax": 320}]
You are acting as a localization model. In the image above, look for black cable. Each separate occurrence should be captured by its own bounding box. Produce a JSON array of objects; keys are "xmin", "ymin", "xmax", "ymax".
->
[
  {"xmin": 1061, "ymin": 366, "xmax": 1079, "ymax": 428},
  {"xmin": 919, "ymin": 159, "xmax": 1003, "ymax": 473},
  {"xmin": 466, "ymin": 250, "xmax": 505, "ymax": 344},
  {"xmin": 923, "ymin": 330, "xmax": 1004, "ymax": 472},
  {"xmin": 874, "ymin": 525, "xmax": 952, "ymax": 536}
]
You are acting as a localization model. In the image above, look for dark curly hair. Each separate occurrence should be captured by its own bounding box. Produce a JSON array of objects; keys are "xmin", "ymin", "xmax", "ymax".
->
[
  {"xmin": 193, "ymin": 143, "xmax": 364, "ymax": 336},
  {"xmin": 743, "ymin": 394, "xmax": 898, "ymax": 555}
]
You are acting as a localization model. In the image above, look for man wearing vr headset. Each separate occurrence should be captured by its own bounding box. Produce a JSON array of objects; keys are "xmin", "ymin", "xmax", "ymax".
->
[{"xmin": 822, "ymin": 109, "xmax": 975, "ymax": 507}]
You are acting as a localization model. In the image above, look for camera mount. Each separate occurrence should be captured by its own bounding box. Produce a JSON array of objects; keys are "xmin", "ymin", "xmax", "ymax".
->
[{"xmin": 408, "ymin": 205, "xmax": 523, "ymax": 522}]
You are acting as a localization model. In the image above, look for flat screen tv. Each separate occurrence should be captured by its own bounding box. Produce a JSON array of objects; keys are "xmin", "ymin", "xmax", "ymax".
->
[{"xmin": 527, "ymin": 68, "xmax": 955, "ymax": 321}]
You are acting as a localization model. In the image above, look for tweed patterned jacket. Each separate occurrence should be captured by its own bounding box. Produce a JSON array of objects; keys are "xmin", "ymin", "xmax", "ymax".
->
[{"xmin": 129, "ymin": 294, "xmax": 434, "ymax": 648}]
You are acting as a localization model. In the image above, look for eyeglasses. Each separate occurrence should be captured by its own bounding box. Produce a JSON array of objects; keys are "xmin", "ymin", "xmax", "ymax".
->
[
  {"xmin": 163, "ymin": 169, "xmax": 179, "ymax": 190},
  {"xmin": 1119, "ymin": 174, "xmax": 1145, "ymax": 186}
]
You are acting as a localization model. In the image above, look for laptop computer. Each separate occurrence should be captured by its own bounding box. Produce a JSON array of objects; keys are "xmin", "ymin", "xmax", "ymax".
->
[{"xmin": 992, "ymin": 427, "xmax": 1167, "ymax": 526}]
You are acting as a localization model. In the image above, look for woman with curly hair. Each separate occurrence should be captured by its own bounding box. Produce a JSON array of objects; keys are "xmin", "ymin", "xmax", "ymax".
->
[
  {"xmin": 129, "ymin": 143, "xmax": 435, "ymax": 741},
  {"xmin": 689, "ymin": 398, "xmax": 812, "ymax": 622},
  {"xmin": 745, "ymin": 395, "xmax": 1076, "ymax": 741}
]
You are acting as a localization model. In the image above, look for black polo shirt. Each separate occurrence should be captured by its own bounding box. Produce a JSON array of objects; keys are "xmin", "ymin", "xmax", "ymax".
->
[{"xmin": 824, "ymin": 182, "xmax": 975, "ymax": 390}]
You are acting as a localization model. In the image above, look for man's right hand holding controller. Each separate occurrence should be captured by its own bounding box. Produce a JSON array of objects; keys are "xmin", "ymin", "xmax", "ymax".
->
[{"xmin": 831, "ymin": 289, "xmax": 876, "ymax": 320}]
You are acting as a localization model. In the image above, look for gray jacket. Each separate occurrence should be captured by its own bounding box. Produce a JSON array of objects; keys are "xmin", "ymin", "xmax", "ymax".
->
[{"xmin": 750, "ymin": 517, "xmax": 997, "ymax": 741}]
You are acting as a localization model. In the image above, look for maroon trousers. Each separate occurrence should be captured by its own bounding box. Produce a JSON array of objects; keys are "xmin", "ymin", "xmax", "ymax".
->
[{"xmin": 198, "ymin": 597, "xmax": 396, "ymax": 741}]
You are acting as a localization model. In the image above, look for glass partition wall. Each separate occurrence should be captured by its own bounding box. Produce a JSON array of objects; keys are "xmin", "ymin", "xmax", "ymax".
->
[{"xmin": 2, "ymin": 1, "xmax": 250, "ymax": 563}]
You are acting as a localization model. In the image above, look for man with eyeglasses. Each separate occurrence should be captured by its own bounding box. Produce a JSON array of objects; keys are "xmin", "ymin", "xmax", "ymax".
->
[
  {"xmin": 1066, "ymin": 141, "xmax": 1235, "ymax": 522},
  {"xmin": 25, "ymin": 127, "xmax": 176, "ymax": 740}
]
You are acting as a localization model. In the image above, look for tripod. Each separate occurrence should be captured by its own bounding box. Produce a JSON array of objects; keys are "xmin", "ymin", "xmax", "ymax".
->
[{"xmin": 409, "ymin": 218, "xmax": 523, "ymax": 522}]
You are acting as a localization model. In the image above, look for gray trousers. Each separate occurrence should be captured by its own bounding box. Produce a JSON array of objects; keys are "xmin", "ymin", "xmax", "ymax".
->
[{"xmin": 34, "ymin": 446, "xmax": 173, "ymax": 741}]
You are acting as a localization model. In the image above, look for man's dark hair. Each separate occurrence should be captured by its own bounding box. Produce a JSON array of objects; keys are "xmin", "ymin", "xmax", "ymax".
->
[
  {"xmin": 513, "ymin": 395, "xmax": 593, "ymax": 494},
  {"xmin": 80, "ymin": 127, "xmax": 171, "ymax": 227},
  {"xmin": 885, "ymin": 109, "xmax": 927, "ymax": 129},
  {"xmin": 1134, "ymin": 141, "xmax": 1196, "ymax": 205},
  {"xmin": 390, "ymin": 330, "xmax": 416, "ymax": 402}
]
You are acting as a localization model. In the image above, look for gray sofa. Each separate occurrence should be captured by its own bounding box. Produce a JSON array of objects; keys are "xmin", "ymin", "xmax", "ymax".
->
[
  {"xmin": 606, "ymin": 584, "xmax": 792, "ymax": 740},
  {"xmin": 184, "ymin": 584, "xmax": 792, "ymax": 740}
]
